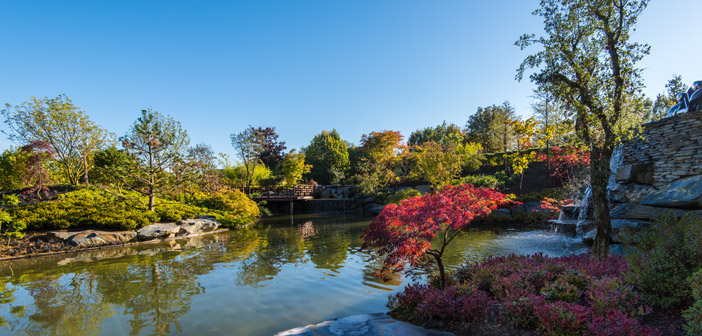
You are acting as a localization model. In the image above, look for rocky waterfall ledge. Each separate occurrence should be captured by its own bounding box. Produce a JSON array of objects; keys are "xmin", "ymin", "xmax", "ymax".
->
[{"xmin": 603, "ymin": 110, "xmax": 702, "ymax": 240}]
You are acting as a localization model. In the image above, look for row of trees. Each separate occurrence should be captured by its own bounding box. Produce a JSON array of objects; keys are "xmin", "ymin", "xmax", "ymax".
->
[{"xmin": 0, "ymin": 90, "xmax": 606, "ymax": 203}]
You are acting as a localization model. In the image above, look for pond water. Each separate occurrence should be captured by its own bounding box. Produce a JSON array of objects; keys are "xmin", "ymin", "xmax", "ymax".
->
[{"xmin": 0, "ymin": 214, "xmax": 588, "ymax": 336}]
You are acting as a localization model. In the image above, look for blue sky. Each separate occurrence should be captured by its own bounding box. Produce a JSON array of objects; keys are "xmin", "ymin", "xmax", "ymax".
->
[{"xmin": 1, "ymin": 0, "xmax": 700, "ymax": 156}]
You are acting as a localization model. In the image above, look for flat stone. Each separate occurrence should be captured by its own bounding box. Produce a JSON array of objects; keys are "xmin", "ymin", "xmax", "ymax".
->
[
  {"xmin": 640, "ymin": 175, "xmax": 702, "ymax": 207},
  {"xmin": 69, "ymin": 230, "xmax": 137, "ymax": 248},
  {"xmin": 176, "ymin": 218, "xmax": 220, "ymax": 236},
  {"xmin": 137, "ymin": 223, "xmax": 180, "ymax": 241},
  {"xmin": 44, "ymin": 231, "xmax": 76, "ymax": 242},
  {"xmin": 276, "ymin": 313, "xmax": 454, "ymax": 336}
]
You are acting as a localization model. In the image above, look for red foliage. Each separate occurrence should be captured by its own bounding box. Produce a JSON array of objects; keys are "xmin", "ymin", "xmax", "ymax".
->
[
  {"xmin": 361, "ymin": 184, "xmax": 513, "ymax": 284},
  {"xmin": 539, "ymin": 145, "xmax": 591, "ymax": 186},
  {"xmin": 390, "ymin": 253, "xmax": 660, "ymax": 334},
  {"xmin": 20, "ymin": 140, "xmax": 55, "ymax": 198}
]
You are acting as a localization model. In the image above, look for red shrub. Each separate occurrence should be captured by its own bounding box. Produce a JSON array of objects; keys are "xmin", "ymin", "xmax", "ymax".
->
[{"xmin": 534, "ymin": 301, "xmax": 591, "ymax": 336}]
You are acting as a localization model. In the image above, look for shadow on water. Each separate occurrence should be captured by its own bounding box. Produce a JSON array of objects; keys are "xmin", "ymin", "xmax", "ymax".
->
[{"xmin": 0, "ymin": 214, "xmax": 586, "ymax": 336}]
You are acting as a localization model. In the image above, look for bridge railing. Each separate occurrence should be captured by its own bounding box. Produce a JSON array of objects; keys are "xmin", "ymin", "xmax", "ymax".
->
[{"xmin": 251, "ymin": 185, "xmax": 316, "ymax": 199}]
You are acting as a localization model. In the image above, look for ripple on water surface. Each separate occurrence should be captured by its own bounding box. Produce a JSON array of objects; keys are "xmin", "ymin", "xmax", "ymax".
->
[{"xmin": 0, "ymin": 214, "xmax": 587, "ymax": 336}]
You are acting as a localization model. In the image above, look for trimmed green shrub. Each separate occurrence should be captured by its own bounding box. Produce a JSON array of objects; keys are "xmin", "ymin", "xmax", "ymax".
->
[
  {"xmin": 386, "ymin": 188, "xmax": 421, "ymax": 205},
  {"xmin": 8, "ymin": 188, "xmax": 261, "ymax": 232},
  {"xmin": 9, "ymin": 189, "xmax": 156, "ymax": 231},
  {"xmin": 458, "ymin": 175, "xmax": 499, "ymax": 189}
]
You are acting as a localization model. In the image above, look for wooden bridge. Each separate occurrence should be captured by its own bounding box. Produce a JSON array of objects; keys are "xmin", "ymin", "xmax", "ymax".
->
[
  {"xmin": 251, "ymin": 185, "xmax": 315, "ymax": 201},
  {"xmin": 251, "ymin": 185, "xmax": 316, "ymax": 215}
]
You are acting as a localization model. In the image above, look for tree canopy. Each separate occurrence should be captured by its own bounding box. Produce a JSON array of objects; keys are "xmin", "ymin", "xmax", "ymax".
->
[
  {"xmin": 304, "ymin": 129, "xmax": 350, "ymax": 185},
  {"xmin": 120, "ymin": 109, "xmax": 190, "ymax": 210},
  {"xmin": 517, "ymin": 0, "xmax": 650, "ymax": 258},
  {"xmin": 1, "ymin": 95, "xmax": 109, "ymax": 185},
  {"xmin": 362, "ymin": 184, "xmax": 512, "ymax": 288}
]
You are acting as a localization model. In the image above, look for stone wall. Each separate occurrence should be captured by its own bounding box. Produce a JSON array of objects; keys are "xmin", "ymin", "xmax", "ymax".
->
[{"xmin": 608, "ymin": 110, "xmax": 702, "ymax": 222}]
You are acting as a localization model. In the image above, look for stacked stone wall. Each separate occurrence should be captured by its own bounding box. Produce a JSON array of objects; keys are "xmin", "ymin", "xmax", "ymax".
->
[
  {"xmin": 618, "ymin": 110, "xmax": 702, "ymax": 188},
  {"xmin": 608, "ymin": 110, "xmax": 702, "ymax": 223}
]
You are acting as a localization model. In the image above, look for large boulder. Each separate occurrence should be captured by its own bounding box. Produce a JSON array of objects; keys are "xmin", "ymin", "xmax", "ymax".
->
[
  {"xmin": 414, "ymin": 185, "xmax": 432, "ymax": 195},
  {"xmin": 615, "ymin": 163, "xmax": 653, "ymax": 184},
  {"xmin": 609, "ymin": 203, "xmax": 687, "ymax": 220},
  {"xmin": 177, "ymin": 218, "xmax": 220, "ymax": 236},
  {"xmin": 640, "ymin": 175, "xmax": 702, "ymax": 208},
  {"xmin": 69, "ymin": 231, "xmax": 137, "ymax": 248},
  {"xmin": 581, "ymin": 219, "xmax": 650, "ymax": 245},
  {"xmin": 137, "ymin": 223, "xmax": 180, "ymax": 241},
  {"xmin": 42, "ymin": 230, "xmax": 137, "ymax": 247},
  {"xmin": 607, "ymin": 183, "xmax": 656, "ymax": 204}
]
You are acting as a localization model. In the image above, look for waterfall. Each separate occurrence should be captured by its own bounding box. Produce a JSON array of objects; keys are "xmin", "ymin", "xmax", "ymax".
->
[
  {"xmin": 608, "ymin": 145, "xmax": 624, "ymax": 190},
  {"xmin": 577, "ymin": 187, "xmax": 591, "ymax": 222}
]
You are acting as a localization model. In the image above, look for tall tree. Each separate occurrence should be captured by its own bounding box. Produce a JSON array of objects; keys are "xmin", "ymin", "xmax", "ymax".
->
[
  {"xmin": 356, "ymin": 130, "xmax": 407, "ymax": 194},
  {"xmin": 254, "ymin": 127, "xmax": 287, "ymax": 169},
  {"xmin": 280, "ymin": 149, "xmax": 312, "ymax": 186},
  {"xmin": 121, "ymin": 109, "xmax": 190, "ymax": 211},
  {"xmin": 408, "ymin": 122, "xmax": 463, "ymax": 150},
  {"xmin": 648, "ymin": 74, "xmax": 686, "ymax": 120},
  {"xmin": 410, "ymin": 141, "xmax": 463, "ymax": 189},
  {"xmin": 304, "ymin": 129, "xmax": 350, "ymax": 185},
  {"xmin": 230, "ymin": 127, "xmax": 266, "ymax": 193},
  {"xmin": 1, "ymin": 95, "xmax": 109, "ymax": 185},
  {"xmin": 517, "ymin": 0, "xmax": 650, "ymax": 258},
  {"xmin": 465, "ymin": 102, "xmax": 517, "ymax": 155},
  {"xmin": 187, "ymin": 143, "xmax": 222, "ymax": 194}
]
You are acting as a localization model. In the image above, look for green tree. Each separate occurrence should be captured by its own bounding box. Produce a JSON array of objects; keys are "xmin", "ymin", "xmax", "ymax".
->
[
  {"xmin": 90, "ymin": 145, "xmax": 132, "ymax": 190},
  {"xmin": 355, "ymin": 130, "xmax": 407, "ymax": 194},
  {"xmin": 304, "ymin": 129, "xmax": 350, "ymax": 185},
  {"xmin": 280, "ymin": 149, "xmax": 312, "ymax": 186},
  {"xmin": 120, "ymin": 109, "xmax": 190, "ymax": 211},
  {"xmin": 531, "ymin": 86, "xmax": 574, "ymax": 174},
  {"xmin": 223, "ymin": 163, "xmax": 271, "ymax": 191},
  {"xmin": 2, "ymin": 95, "xmax": 109, "ymax": 185},
  {"xmin": 230, "ymin": 126, "xmax": 266, "ymax": 193},
  {"xmin": 648, "ymin": 74, "xmax": 686, "ymax": 120},
  {"xmin": 187, "ymin": 143, "xmax": 222, "ymax": 194},
  {"xmin": 456, "ymin": 142, "xmax": 484, "ymax": 174},
  {"xmin": 0, "ymin": 148, "xmax": 28, "ymax": 192},
  {"xmin": 410, "ymin": 141, "xmax": 463, "ymax": 189},
  {"xmin": 408, "ymin": 122, "xmax": 463, "ymax": 150},
  {"xmin": 517, "ymin": 0, "xmax": 650, "ymax": 258},
  {"xmin": 465, "ymin": 102, "xmax": 517, "ymax": 154}
]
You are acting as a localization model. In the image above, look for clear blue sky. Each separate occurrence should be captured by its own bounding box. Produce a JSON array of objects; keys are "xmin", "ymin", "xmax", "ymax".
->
[{"xmin": 1, "ymin": 0, "xmax": 700, "ymax": 156}]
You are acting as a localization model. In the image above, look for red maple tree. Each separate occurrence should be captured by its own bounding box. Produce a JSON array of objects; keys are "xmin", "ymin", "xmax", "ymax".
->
[{"xmin": 362, "ymin": 184, "xmax": 513, "ymax": 288}]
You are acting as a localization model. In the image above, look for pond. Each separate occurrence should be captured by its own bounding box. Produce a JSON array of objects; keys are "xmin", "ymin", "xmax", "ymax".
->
[{"xmin": 0, "ymin": 214, "xmax": 588, "ymax": 336}]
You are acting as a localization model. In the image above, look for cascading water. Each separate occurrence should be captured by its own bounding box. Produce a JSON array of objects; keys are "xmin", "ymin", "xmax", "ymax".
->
[
  {"xmin": 577, "ymin": 187, "xmax": 591, "ymax": 222},
  {"xmin": 608, "ymin": 145, "xmax": 624, "ymax": 190}
]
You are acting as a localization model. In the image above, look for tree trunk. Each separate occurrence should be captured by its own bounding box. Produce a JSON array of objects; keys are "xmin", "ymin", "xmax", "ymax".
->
[
  {"xmin": 432, "ymin": 253, "xmax": 446, "ymax": 289},
  {"xmin": 546, "ymin": 139, "xmax": 551, "ymax": 179},
  {"xmin": 83, "ymin": 154, "xmax": 90, "ymax": 185},
  {"xmin": 149, "ymin": 144, "xmax": 155, "ymax": 211},
  {"xmin": 590, "ymin": 144, "xmax": 613, "ymax": 259}
]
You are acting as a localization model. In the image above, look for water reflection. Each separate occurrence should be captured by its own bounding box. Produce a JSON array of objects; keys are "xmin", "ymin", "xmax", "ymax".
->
[{"xmin": 0, "ymin": 214, "xmax": 587, "ymax": 336}]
